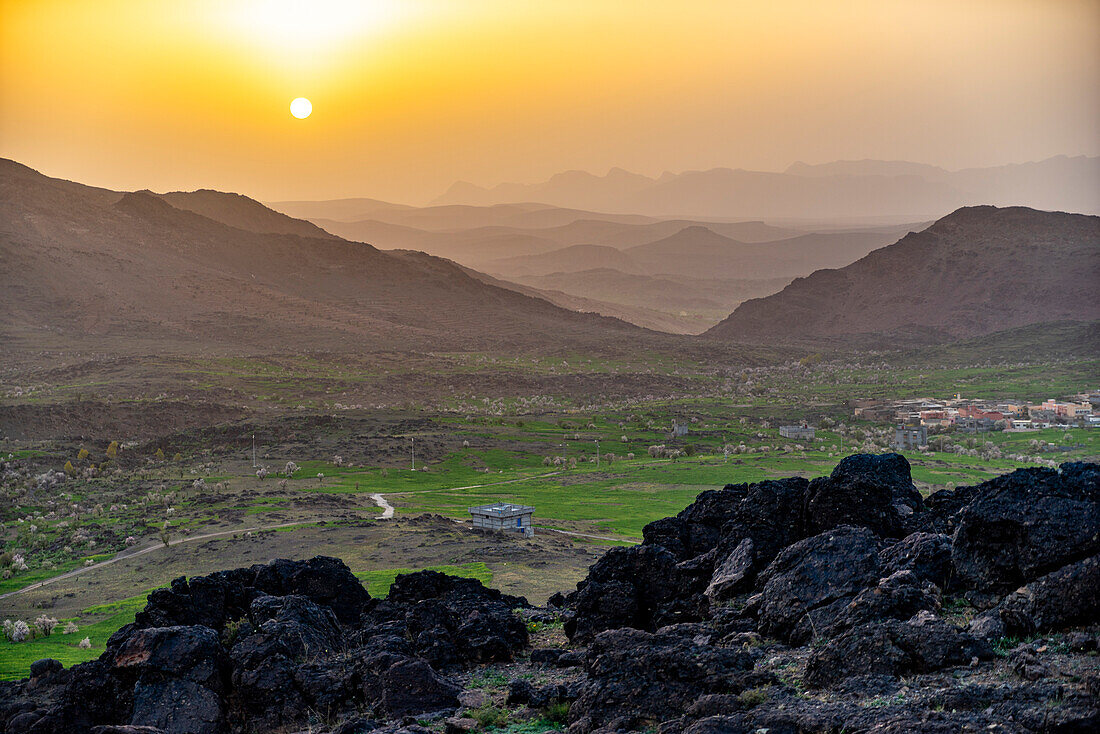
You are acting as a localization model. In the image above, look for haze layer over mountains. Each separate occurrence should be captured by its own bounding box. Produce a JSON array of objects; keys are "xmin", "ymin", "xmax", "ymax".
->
[
  {"xmin": 2, "ymin": 156, "xmax": 1097, "ymax": 354},
  {"xmin": 430, "ymin": 155, "xmax": 1100, "ymax": 219}
]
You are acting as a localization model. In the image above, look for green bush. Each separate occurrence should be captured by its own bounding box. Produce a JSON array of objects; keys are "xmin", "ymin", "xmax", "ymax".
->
[
  {"xmin": 469, "ymin": 703, "xmax": 510, "ymax": 729},
  {"xmin": 543, "ymin": 700, "xmax": 570, "ymax": 723}
]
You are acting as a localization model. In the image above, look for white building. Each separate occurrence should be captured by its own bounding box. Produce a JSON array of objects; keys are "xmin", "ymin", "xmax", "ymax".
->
[
  {"xmin": 468, "ymin": 502, "xmax": 535, "ymax": 538},
  {"xmin": 779, "ymin": 425, "xmax": 815, "ymax": 440}
]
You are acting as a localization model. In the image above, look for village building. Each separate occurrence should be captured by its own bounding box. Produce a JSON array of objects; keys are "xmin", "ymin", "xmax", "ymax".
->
[
  {"xmin": 892, "ymin": 424, "xmax": 928, "ymax": 450},
  {"xmin": 468, "ymin": 502, "xmax": 535, "ymax": 538},
  {"xmin": 779, "ymin": 424, "xmax": 815, "ymax": 440}
]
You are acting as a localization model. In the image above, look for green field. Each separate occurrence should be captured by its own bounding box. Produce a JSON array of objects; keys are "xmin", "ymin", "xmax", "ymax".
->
[{"xmin": 2, "ymin": 357, "xmax": 1096, "ymax": 680}]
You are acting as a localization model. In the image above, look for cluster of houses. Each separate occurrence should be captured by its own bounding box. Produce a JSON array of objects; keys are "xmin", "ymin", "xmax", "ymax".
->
[{"xmin": 851, "ymin": 393, "xmax": 1100, "ymax": 433}]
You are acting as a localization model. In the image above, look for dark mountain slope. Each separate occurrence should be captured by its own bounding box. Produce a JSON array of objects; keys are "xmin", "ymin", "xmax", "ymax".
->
[
  {"xmin": 625, "ymin": 226, "xmax": 898, "ymax": 280},
  {"xmin": 0, "ymin": 159, "xmax": 651, "ymax": 353},
  {"xmin": 707, "ymin": 206, "xmax": 1100, "ymax": 344}
]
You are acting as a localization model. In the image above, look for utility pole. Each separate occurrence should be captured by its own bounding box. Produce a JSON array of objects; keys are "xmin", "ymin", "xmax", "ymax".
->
[
  {"xmin": 411, "ymin": 437, "xmax": 415, "ymax": 471},
  {"xmin": 594, "ymin": 439, "xmax": 600, "ymax": 469},
  {"xmin": 252, "ymin": 434, "xmax": 256, "ymax": 468}
]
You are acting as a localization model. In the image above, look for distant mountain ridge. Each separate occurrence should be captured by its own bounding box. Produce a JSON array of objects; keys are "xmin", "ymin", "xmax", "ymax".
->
[
  {"xmin": 432, "ymin": 156, "xmax": 1100, "ymax": 219},
  {"xmin": 706, "ymin": 206, "xmax": 1100, "ymax": 344},
  {"xmin": 0, "ymin": 158, "xmax": 652, "ymax": 353}
]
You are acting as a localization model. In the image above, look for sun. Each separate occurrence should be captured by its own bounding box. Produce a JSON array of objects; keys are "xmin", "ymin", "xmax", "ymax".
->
[{"xmin": 290, "ymin": 97, "xmax": 312, "ymax": 119}]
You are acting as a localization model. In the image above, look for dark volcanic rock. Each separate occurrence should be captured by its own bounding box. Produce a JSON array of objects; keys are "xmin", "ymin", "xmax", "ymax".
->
[
  {"xmin": 132, "ymin": 555, "xmax": 372, "ymax": 632},
  {"xmin": 804, "ymin": 611, "xmax": 993, "ymax": 688},
  {"xmin": 111, "ymin": 625, "xmax": 228, "ymax": 734},
  {"xmin": 880, "ymin": 532, "xmax": 954, "ymax": 587},
  {"xmin": 755, "ymin": 525, "xmax": 882, "ymax": 642},
  {"xmin": 789, "ymin": 569, "xmax": 941, "ymax": 645},
  {"xmin": 0, "ymin": 557, "xmax": 514, "ymax": 734},
  {"xmin": 642, "ymin": 484, "xmax": 751, "ymax": 561},
  {"xmin": 802, "ymin": 453, "xmax": 923, "ymax": 539},
  {"xmin": 369, "ymin": 570, "xmax": 529, "ymax": 665},
  {"xmin": 568, "ymin": 628, "xmax": 769, "ymax": 734},
  {"xmin": 563, "ymin": 544, "xmax": 699, "ymax": 643},
  {"xmin": 702, "ymin": 477, "xmax": 809, "ymax": 600},
  {"xmin": 968, "ymin": 553, "xmax": 1100, "ymax": 638},
  {"xmin": 951, "ymin": 462, "xmax": 1100, "ymax": 600}
]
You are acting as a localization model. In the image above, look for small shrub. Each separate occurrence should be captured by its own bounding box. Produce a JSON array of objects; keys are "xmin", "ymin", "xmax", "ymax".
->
[
  {"xmin": 77, "ymin": 448, "xmax": 90, "ymax": 461},
  {"xmin": 544, "ymin": 700, "xmax": 570, "ymax": 723},
  {"xmin": 221, "ymin": 618, "xmax": 244, "ymax": 647},
  {"xmin": 469, "ymin": 703, "xmax": 509, "ymax": 729},
  {"xmin": 155, "ymin": 448, "xmax": 165, "ymax": 460},
  {"xmin": 738, "ymin": 685, "xmax": 772, "ymax": 708},
  {"xmin": 0, "ymin": 551, "xmax": 11, "ymax": 567},
  {"xmin": 105, "ymin": 441, "xmax": 119, "ymax": 459},
  {"xmin": 63, "ymin": 621, "xmax": 79, "ymax": 635},
  {"xmin": 78, "ymin": 636, "xmax": 92, "ymax": 649},
  {"xmin": 64, "ymin": 460, "xmax": 76, "ymax": 475}
]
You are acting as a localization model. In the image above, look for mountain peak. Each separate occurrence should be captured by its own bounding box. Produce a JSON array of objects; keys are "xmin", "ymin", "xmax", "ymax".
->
[{"xmin": 707, "ymin": 206, "xmax": 1100, "ymax": 344}]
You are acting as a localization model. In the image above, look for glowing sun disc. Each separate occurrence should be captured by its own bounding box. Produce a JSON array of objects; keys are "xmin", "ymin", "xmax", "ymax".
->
[{"xmin": 290, "ymin": 97, "xmax": 312, "ymax": 119}]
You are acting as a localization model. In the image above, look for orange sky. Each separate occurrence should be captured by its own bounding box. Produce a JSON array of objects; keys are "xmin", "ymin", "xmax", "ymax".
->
[{"xmin": 1, "ymin": 0, "xmax": 1097, "ymax": 203}]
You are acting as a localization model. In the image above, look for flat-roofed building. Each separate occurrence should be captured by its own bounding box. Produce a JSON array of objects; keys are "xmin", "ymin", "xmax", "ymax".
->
[
  {"xmin": 469, "ymin": 502, "xmax": 535, "ymax": 538},
  {"xmin": 779, "ymin": 425, "xmax": 815, "ymax": 440}
]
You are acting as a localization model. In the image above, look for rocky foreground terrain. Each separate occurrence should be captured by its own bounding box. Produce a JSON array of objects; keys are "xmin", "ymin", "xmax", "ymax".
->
[{"xmin": 2, "ymin": 454, "xmax": 1098, "ymax": 733}]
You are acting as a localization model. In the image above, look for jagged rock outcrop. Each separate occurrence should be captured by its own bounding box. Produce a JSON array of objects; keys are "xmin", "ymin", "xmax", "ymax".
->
[
  {"xmin": 801, "ymin": 453, "xmax": 923, "ymax": 538},
  {"xmin": 0, "ymin": 558, "xmax": 525, "ymax": 734},
  {"xmin": 755, "ymin": 525, "xmax": 883, "ymax": 642},
  {"xmin": 804, "ymin": 611, "xmax": 993, "ymax": 688},
  {"xmin": 557, "ymin": 455, "xmax": 1099, "ymax": 732},
  {"xmin": 951, "ymin": 462, "xmax": 1100, "ymax": 601},
  {"xmin": 567, "ymin": 628, "xmax": 771, "ymax": 734},
  {"xmin": 4, "ymin": 455, "xmax": 1099, "ymax": 734},
  {"xmin": 969, "ymin": 554, "xmax": 1100, "ymax": 639},
  {"xmin": 562, "ymin": 545, "xmax": 699, "ymax": 643}
]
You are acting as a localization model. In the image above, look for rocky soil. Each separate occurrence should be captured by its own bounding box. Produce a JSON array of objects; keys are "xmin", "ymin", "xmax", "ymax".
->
[{"xmin": 2, "ymin": 454, "xmax": 1097, "ymax": 733}]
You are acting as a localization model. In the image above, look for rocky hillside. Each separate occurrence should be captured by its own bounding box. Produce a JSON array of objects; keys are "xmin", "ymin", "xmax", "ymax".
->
[
  {"xmin": 3, "ymin": 455, "xmax": 1097, "ymax": 733},
  {"xmin": 707, "ymin": 206, "xmax": 1100, "ymax": 344},
  {"xmin": 0, "ymin": 159, "xmax": 649, "ymax": 353}
]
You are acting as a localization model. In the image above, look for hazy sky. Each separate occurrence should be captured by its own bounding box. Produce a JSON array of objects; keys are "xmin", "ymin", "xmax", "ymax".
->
[{"xmin": 2, "ymin": 0, "xmax": 1097, "ymax": 203}]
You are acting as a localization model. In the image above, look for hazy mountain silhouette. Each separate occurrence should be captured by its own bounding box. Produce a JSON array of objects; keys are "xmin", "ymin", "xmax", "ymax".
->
[
  {"xmin": 707, "ymin": 206, "xmax": 1100, "ymax": 344},
  {"xmin": 0, "ymin": 159, "xmax": 652, "ymax": 352},
  {"xmin": 155, "ymin": 190, "xmax": 337, "ymax": 239},
  {"xmin": 503, "ymin": 268, "xmax": 791, "ymax": 334},
  {"xmin": 622, "ymin": 226, "xmax": 902, "ymax": 280},
  {"xmin": 433, "ymin": 156, "xmax": 1100, "ymax": 218}
]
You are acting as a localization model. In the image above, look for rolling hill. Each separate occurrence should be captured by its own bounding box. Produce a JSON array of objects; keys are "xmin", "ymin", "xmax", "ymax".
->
[
  {"xmin": 0, "ymin": 159, "xmax": 653, "ymax": 354},
  {"xmin": 706, "ymin": 206, "xmax": 1100, "ymax": 344}
]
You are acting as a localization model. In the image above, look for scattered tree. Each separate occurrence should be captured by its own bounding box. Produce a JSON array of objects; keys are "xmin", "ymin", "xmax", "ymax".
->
[{"xmin": 35, "ymin": 615, "xmax": 58, "ymax": 636}]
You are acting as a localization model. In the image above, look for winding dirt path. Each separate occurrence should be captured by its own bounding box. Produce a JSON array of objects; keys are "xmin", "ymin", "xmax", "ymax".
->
[
  {"xmin": 0, "ymin": 520, "xmax": 318, "ymax": 601},
  {"xmin": 1, "ymin": 467, "xmax": 630, "ymax": 602},
  {"xmin": 370, "ymin": 493, "xmax": 394, "ymax": 519}
]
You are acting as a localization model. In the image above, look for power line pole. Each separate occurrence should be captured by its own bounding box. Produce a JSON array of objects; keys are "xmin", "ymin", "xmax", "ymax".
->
[
  {"xmin": 411, "ymin": 437, "xmax": 415, "ymax": 471},
  {"xmin": 594, "ymin": 439, "xmax": 600, "ymax": 469},
  {"xmin": 252, "ymin": 434, "xmax": 256, "ymax": 468}
]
